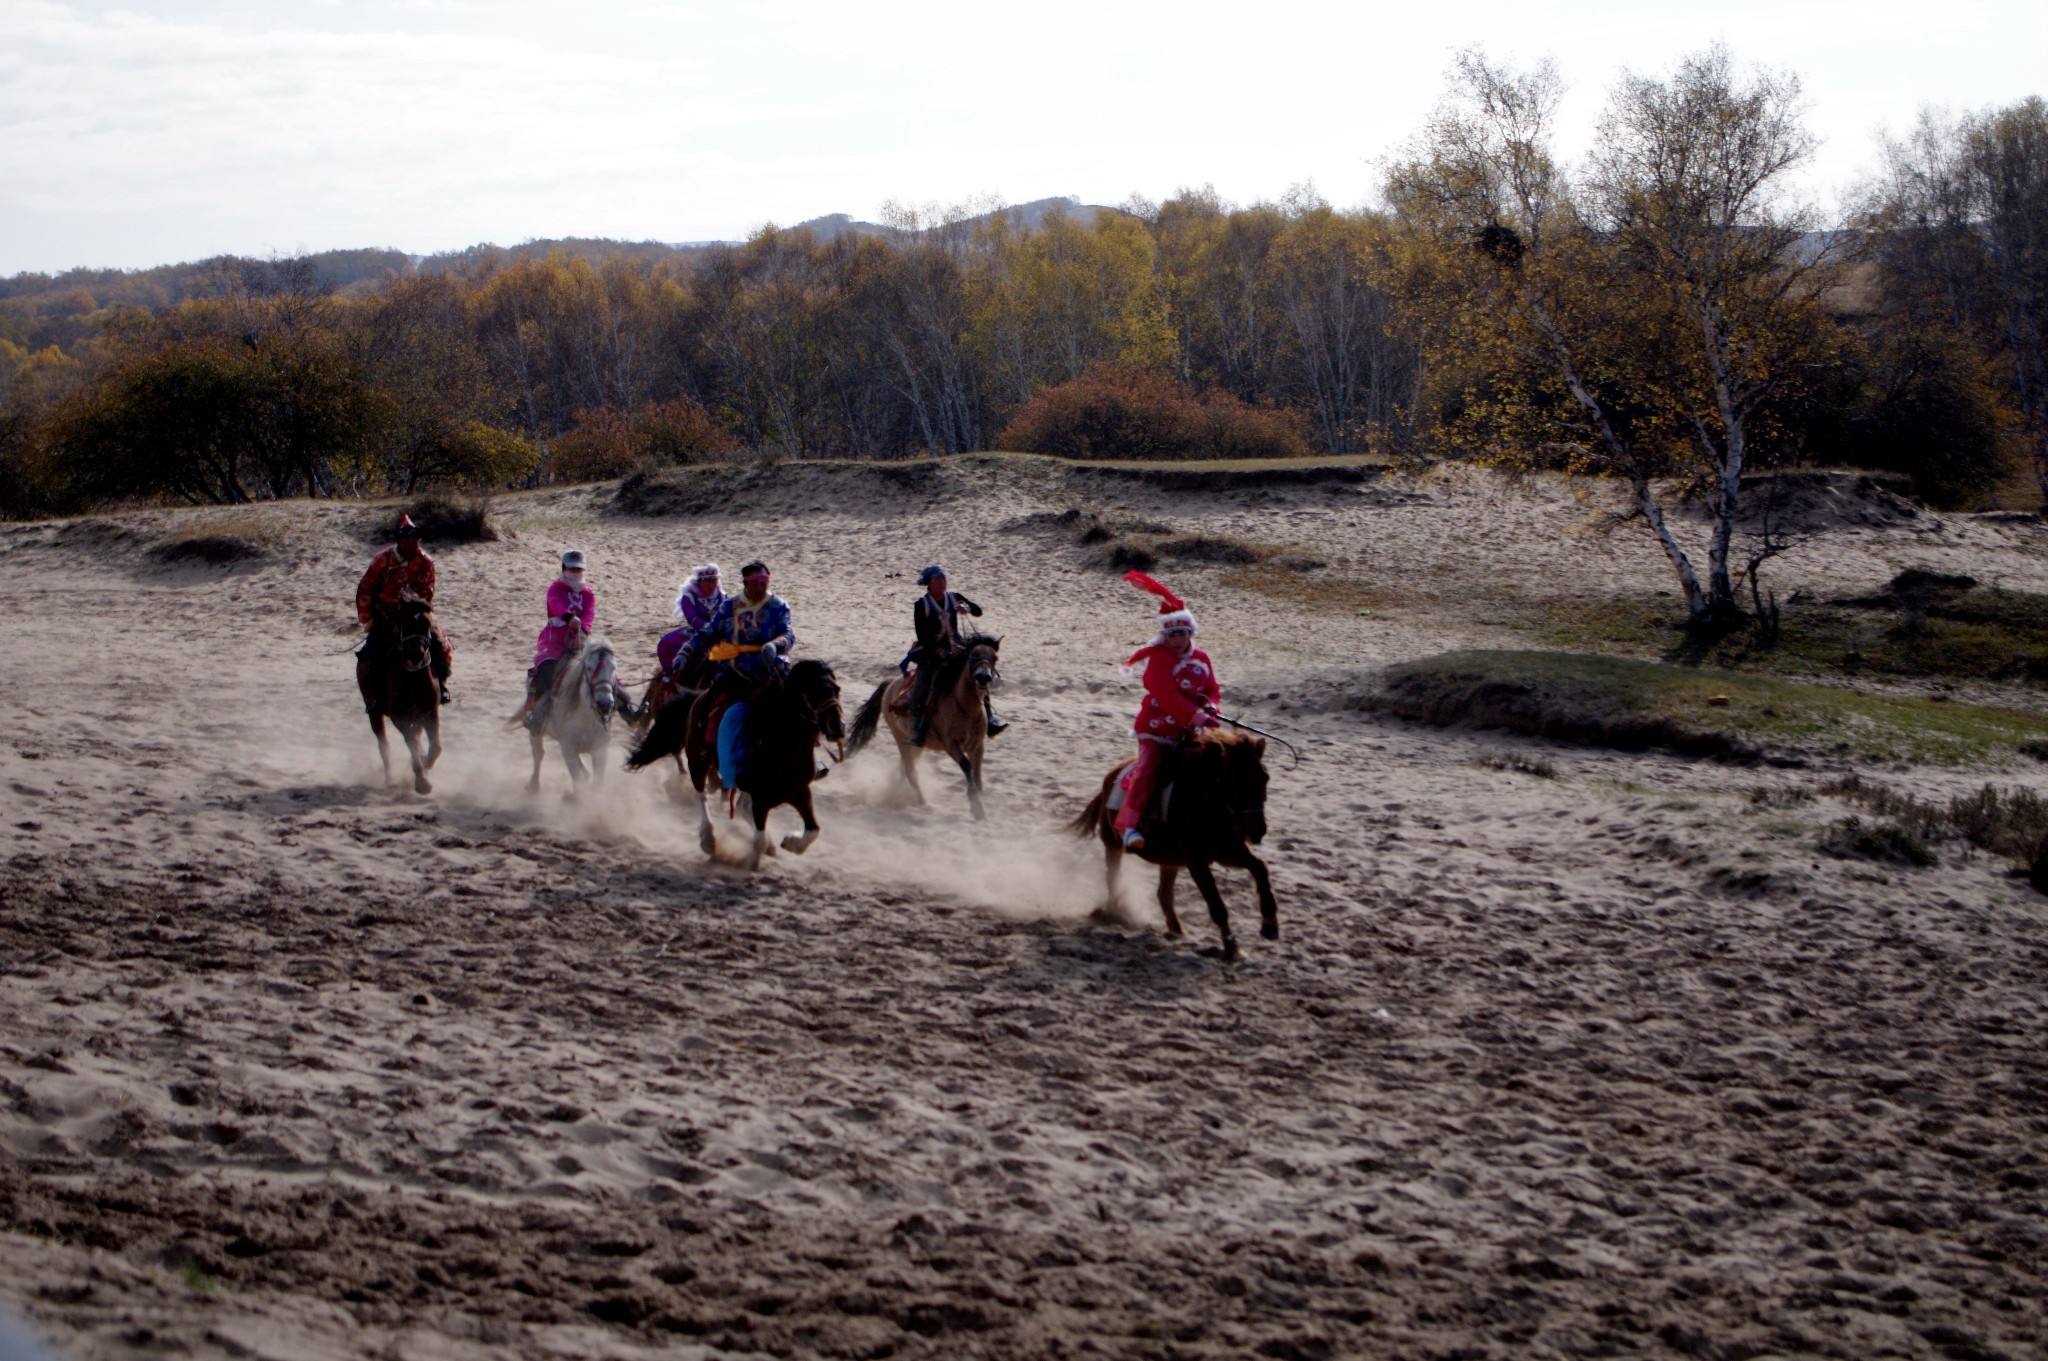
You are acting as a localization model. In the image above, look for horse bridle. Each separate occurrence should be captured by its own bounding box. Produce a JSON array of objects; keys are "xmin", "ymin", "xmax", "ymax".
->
[
  {"xmin": 789, "ymin": 672, "xmax": 845, "ymax": 761},
  {"xmin": 391, "ymin": 606, "xmax": 433, "ymax": 671}
]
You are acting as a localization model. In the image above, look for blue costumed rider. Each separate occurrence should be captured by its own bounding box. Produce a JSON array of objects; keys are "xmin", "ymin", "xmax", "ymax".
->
[{"xmin": 672, "ymin": 559, "xmax": 796, "ymax": 786}]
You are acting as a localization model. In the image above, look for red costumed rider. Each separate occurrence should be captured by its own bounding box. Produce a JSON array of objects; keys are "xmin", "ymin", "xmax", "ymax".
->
[{"xmin": 1114, "ymin": 570, "xmax": 1221, "ymax": 853}]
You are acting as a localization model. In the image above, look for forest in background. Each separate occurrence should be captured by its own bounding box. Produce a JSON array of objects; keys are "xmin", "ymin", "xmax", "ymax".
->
[{"xmin": 1, "ymin": 51, "xmax": 2042, "ymax": 590}]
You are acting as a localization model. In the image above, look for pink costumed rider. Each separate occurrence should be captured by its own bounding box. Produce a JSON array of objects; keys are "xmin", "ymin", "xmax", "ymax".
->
[
  {"xmin": 1114, "ymin": 570, "xmax": 1222, "ymax": 853},
  {"xmin": 521, "ymin": 549, "xmax": 598, "ymax": 732}
]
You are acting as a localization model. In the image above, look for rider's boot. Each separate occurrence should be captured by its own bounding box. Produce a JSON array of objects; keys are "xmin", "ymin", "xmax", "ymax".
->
[
  {"xmin": 984, "ymin": 697, "xmax": 1008, "ymax": 738},
  {"xmin": 1121, "ymin": 827, "xmax": 1146, "ymax": 853},
  {"xmin": 522, "ymin": 694, "xmax": 550, "ymax": 732},
  {"xmin": 439, "ymin": 680, "xmax": 453, "ymax": 705},
  {"xmin": 910, "ymin": 713, "xmax": 930, "ymax": 746}
]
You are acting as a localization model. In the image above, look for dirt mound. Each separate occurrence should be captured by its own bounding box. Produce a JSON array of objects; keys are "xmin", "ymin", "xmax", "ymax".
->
[
  {"xmin": 147, "ymin": 534, "xmax": 268, "ymax": 569},
  {"xmin": 1696, "ymin": 470, "xmax": 1924, "ymax": 533},
  {"xmin": 614, "ymin": 459, "xmax": 958, "ymax": 518}
]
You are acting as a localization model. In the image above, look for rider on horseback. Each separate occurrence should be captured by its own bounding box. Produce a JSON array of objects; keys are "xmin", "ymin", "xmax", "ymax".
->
[
  {"xmin": 658, "ymin": 563, "xmax": 725, "ymax": 680},
  {"xmin": 356, "ymin": 514, "xmax": 452, "ymax": 705},
  {"xmin": 1115, "ymin": 570, "xmax": 1221, "ymax": 854},
  {"xmin": 905, "ymin": 564, "xmax": 1007, "ymax": 745},
  {"xmin": 671, "ymin": 560, "xmax": 794, "ymax": 732},
  {"xmin": 521, "ymin": 549, "xmax": 596, "ymax": 733}
]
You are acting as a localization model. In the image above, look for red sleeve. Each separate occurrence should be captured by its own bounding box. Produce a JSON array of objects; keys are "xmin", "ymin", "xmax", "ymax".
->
[
  {"xmin": 1144, "ymin": 653, "xmax": 1204, "ymax": 726},
  {"xmin": 579, "ymin": 588, "xmax": 597, "ymax": 629},
  {"xmin": 355, "ymin": 553, "xmax": 385, "ymax": 623},
  {"xmin": 416, "ymin": 554, "xmax": 436, "ymax": 605}
]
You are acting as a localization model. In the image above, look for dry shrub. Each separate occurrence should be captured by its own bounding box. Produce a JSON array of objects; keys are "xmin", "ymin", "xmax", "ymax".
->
[
  {"xmin": 392, "ymin": 495, "xmax": 497, "ymax": 544},
  {"xmin": 995, "ymin": 366, "xmax": 1309, "ymax": 461},
  {"xmin": 551, "ymin": 397, "xmax": 738, "ymax": 485}
]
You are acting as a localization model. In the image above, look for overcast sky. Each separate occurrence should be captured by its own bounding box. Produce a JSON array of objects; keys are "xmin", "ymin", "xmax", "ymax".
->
[{"xmin": 2, "ymin": 0, "xmax": 2043, "ymax": 275}]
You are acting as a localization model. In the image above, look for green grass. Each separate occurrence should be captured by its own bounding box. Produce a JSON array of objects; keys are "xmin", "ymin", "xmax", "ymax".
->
[
  {"xmin": 1373, "ymin": 649, "xmax": 2048, "ymax": 766},
  {"xmin": 1531, "ymin": 581, "xmax": 2048, "ymax": 689}
]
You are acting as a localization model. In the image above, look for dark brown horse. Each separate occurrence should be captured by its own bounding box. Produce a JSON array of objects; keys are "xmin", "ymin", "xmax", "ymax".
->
[
  {"xmin": 1069, "ymin": 730, "xmax": 1276, "ymax": 961},
  {"xmin": 626, "ymin": 659, "xmax": 845, "ymax": 870},
  {"xmin": 355, "ymin": 593, "xmax": 442, "ymax": 795}
]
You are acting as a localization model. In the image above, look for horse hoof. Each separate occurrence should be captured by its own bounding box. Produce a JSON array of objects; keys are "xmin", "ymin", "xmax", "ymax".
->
[
  {"xmin": 1222, "ymin": 937, "xmax": 1242, "ymax": 963},
  {"xmin": 1260, "ymin": 922, "xmax": 1279, "ymax": 941},
  {"xmin": 699, "ymin": 831, "xmax": 716, "ymax": 855},
  {"xmin": 779, "ymin": 835, "xmax": 804, "ymax": 854},
  {"xmin": 562, "ymin": 792, "xmax": 578, "ymax": 805},
  {"xmin": 525, "ymin": 779, "xmax": 540, "ymax": 795},
  {"xmin": 1164, "ymin": 926, "xmax": 1184, "ymax": 939},
  {"xmin": 414, "ymin": 777, "xmax": 432, "ymax": 795}
]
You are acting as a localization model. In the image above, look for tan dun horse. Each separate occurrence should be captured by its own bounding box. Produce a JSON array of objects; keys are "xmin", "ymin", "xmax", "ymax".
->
[
  {"xmin": 356, "ymin": 593, "xmax": 442, "ymax": 794},
  {"xmin": 1069, "ymin": 729, "xmax": 1277, "ymax": 962},
  {"xmin": 843, "ymin": 636, "xmax": 1000, "ymax": 820}
]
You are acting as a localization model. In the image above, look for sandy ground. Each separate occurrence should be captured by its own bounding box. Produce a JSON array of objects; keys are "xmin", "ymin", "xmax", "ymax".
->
[{"xmin": 2, "ymin": 458, "xmax": 2046, "ymax": 1361}]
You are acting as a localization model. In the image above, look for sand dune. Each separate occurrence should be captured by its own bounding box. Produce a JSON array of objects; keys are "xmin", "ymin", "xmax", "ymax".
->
[{"xmin": 2, "ymin": 458, "xmax": 2045, "ymax": 1360}]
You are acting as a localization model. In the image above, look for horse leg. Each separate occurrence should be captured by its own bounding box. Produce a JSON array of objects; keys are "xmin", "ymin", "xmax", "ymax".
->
[
  {"xmin": 1187, "ymin": 862, "xmax": 1238, "ymax": 963},
  {"xmin": 526, "ymin": 728, "xmax": 544, "ymax": 794},
  {"xmin": 399, "ymin": 721, "xmax": 432, "ymax": 796},
  {"xmin": 560, "ymin": 744, "xmax": 585, "ymax": 804},
  {"xmin": 897, "ymin": 739, "xmax": 927, "ymax": 806},
  {"xmin": 368, "ymin": 711, "xmax": 394, "ymax": 787},
  {"xmin": 1243, "ymin": 854, "xmax": 1279, "ymax": 940},
  {"xmin": 747, "ymin": 800, "xmax": 770, "ymax": 871},
  {"xmin": 1097, "ymin": 825, "xmax": 1123, "ymax": 920},
  {"xmin": 779, "ymin": 786, "xmax": 820, "ymax": 855},
  {"xmin": 687, "ymin": 746, "xmax": 716, "ymax": 855},
  {"xmin": 590, "ymin": 741, "xmax": 608, "ymax": 789},
  {"xmin": 942, "ymin": 736, "xmax": 983, "ymax": 822},
  {"xmin": 1157, "ymin": 865, "xmax": 1183, "ymax": 938},
  {"xmin": 423, "ymin": 708, "xmax": 442, "ymax": 771}
]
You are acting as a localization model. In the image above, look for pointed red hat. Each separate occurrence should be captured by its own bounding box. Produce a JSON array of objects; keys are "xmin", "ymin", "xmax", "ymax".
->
[
  {"xmin": 396, "ymin": 514, "xmax": 420, "ymax": 536},
  {"xmin": 1123, "ymin": 570, "xmax": 1196, "ymax": 634}
]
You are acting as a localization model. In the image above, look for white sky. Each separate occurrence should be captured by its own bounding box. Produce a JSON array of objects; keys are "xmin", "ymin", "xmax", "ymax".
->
[{"xmin": 2, "ymin": 0, "xmax": 2043, "ymax": 275}]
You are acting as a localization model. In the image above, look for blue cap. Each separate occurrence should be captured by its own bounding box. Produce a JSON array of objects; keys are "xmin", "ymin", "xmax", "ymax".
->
[{"xmin": 917, "ymin": 564, "xmax": 946, "ymax": 584}]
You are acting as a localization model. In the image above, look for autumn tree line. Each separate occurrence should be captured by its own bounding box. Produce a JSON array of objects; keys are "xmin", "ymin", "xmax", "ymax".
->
[{"xmin": 0, "ymin": 47, "xmax": 2043, "ymax": 624}]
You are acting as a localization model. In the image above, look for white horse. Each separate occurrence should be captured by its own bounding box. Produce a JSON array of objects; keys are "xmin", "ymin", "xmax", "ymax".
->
[{"xmin": 524, "ymin": 638, "xmax": 620, "ymax": 801}]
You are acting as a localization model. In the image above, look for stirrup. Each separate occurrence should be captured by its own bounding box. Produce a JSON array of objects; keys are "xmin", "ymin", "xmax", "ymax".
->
[{"xmin": 986, "ymin": 718, "xmax": 1008, "ymax": 737}]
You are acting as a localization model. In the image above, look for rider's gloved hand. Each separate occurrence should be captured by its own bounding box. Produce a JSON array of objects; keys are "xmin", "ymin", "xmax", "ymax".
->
[{"xmin": 760, "ymin": 642, "xmax": 780, "ymax": 662}]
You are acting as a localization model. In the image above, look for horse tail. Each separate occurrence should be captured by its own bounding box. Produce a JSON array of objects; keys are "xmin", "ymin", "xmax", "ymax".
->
[
  {"xmin": 843, "ymin": 681, "xmax": 889, "ymax": 757},
  {"xmin": 625, "ymin": 698, "xmax": 692, "ymax": 771},
  {"xmin": 1066, "ymin": 769, "xmax": 1116, "ymax": 838}
]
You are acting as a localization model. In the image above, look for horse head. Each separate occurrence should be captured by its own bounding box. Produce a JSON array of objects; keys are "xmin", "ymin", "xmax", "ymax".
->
[
  {"xmin": 392, "ymin": 593, "xmax": 434, "ymax": 672},
  {"xmin": 583, "ymin": 640, "xmax": 618, "ymax": 721},
  {"xmin": 965, "ymin": 635, "xmax": 1001, "ymax": 695},
  {"xmin": 1210, "ymin": 731, "xmax": 1270, "ymax": 845},
  {"xmin": 788, "ymin": 659, "xmax": 844, "ymax": 743}
]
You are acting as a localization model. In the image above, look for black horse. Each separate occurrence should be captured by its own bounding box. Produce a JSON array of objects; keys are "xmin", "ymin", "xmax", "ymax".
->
[
  {"xmin": 627, "ymin": 659, "xmax": 844, "ymax": 870},
  {"xmin": 355, "ymin": 593, "xmax": 442, "ymax": 795},
  {"xmin": 1069, "ymin": 730, "xmax": 1276, "ymax": 961}
]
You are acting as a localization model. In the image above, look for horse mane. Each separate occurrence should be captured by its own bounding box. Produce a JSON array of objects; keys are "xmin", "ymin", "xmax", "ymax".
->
[{"xmin": 934, "ymin": 634, "xmax": 999, "ymax": 691}]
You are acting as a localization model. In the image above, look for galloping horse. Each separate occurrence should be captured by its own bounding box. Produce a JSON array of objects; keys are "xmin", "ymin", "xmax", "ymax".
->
[
  {"xmin": 518, "ymin": 637, "xmax": 621, "ymax": 801},
  {"xmin": 1069, "ymin": 730, "xmax": 1277, "ymax": 962},
  {"xmin": 356, "ymin": 593, "xmax": 442, "ymax": 795},
  {"xmin": 844, "ymin": 635, "xmax": 1001, "ymax": 820},
  {"xmin": 626, "ymin": 659, "xmax": 845, "ymax": 871}
]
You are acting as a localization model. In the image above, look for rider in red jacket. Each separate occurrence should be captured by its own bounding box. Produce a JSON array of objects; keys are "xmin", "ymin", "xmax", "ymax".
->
[
  {"xmin": 355, "ymin": 515, "xmax": 452, "ymax": 702},
  {"xmin": 1115, "ymin": 571, "xmax": 1221, "ymax": 852}
]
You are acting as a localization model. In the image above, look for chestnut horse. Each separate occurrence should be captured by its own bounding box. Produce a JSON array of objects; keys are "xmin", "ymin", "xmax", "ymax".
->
[
  {"xmin": 1068, "ymin": 730, "xmax": 1277, "ymax": 962},
  {"xmin": 626, "ymin": 659, "xmax": 845, "ymax": 871},
  {"xmin": 355, "ymin": 593, "xmax": 442, "ymax": 795},
  {"xmin": 843, "ymin": 636, "xmax": 1000, "ymax": 820}
]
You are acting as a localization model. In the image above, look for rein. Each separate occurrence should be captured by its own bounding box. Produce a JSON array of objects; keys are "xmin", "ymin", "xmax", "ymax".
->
[{"xmin": 1215, "ymin": 715, "xmax": 1302, "ymax": 768}]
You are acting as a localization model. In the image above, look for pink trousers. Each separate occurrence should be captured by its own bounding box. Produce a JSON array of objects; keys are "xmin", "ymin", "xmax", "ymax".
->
[{"xmin": 1114, "ymin": 738, "xmax": 1172, "ymax": 834}]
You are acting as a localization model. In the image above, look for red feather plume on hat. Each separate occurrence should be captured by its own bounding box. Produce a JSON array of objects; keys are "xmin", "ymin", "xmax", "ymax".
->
[{"xmin": 1121, "ymin": 570, "xmax": 1184, "ymax": 613}]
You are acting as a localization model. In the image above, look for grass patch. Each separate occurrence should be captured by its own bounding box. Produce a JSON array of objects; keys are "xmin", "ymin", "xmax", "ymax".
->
[
  {"xmin": 149, "ymin": 532, "xmax": 268, "ymax": 568},
  {"xmin": 1818, "ymin": 816, "xmax": 1937, "ymax": 867},
  {"xmin": 1477, "ymin": 752, "xmax": 1557, "ymax": 778},
  {"xmin": 387, "ymin": 494, "xmax": 498, "ymax": 544},
  {"xmin": 1367, "ymin": 649, "xmax": 2048, "ymax": 766},
  {"xmin": 1533, "ymin": 570, "xmax": 2048, "ymax": 688},
  {"xmin": 1017, "ymin": 507, "xmax": 1325, "ymax": 576}
]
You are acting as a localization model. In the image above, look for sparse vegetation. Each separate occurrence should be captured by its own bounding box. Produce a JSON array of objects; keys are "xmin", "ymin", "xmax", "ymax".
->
[
  {"xmin": 1367, "ymin": 649, "xmax": 2048, "ymax": 765},
  {"xmin": 386, "ymin": 494, "xmax": 498, "ymax": 545},
  {"xmin": 1819, "ymin": 816, "xmax": 1937, "ymax": 867},
  {"xmin": 1478, "ymin": 752, "xmax": 1557, "ymax": 778}
]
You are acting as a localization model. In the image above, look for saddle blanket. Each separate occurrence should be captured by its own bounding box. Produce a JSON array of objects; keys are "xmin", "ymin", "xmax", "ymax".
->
[
  {"xmin": 1107, "ymin": 771, "xmax": 1173, "ymax": 821},
  {"xmin": 717, "ymin": 701, "xmax": 751, "ymax": 789}
]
